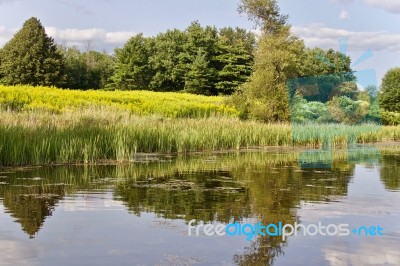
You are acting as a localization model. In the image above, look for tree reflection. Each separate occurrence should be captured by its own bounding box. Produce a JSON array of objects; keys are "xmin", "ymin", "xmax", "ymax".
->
[
  {"xmin": 0, "ymin": 146, "xmax": 391, "ymax": 264},
  {"xmin": 380, "ymin": 153, "xmax": 400, "ymax": 191}
]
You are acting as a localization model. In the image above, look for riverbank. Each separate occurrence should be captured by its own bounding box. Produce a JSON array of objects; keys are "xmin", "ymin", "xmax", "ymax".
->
[
  {"xmin": 1, "ymin": 86, "xmax": 400, "ymax": 166},
  {"xmin": 1, "ymin": 107, "xmax": 400, "ymax": 166}
]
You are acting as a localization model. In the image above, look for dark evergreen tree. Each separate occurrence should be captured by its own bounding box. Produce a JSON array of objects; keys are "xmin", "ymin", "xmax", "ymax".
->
[
  {"xmin": 109, "ymin": 33, "xmax": 153, "ymax": 90},
  {"xmin": 148, "ymin": 29, "xmax": 188, "ymax": 91},
  {"xmin": 0, "ymin": 17, "xmax": 65, "ymax": 86},
  {"xmin": 215, "ymin": 27, "xmax": 255, "ymax": 95},
  {"xmin": 108, "ymin": 22, "xmax": 255, "ymax": 95}
]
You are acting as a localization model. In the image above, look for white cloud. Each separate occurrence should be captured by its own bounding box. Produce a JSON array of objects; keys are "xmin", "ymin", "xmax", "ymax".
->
[
  {"xmin": 292, "ymin": 23, "xmax": 400, "ymax": 52},
  {"xmin": 0, "ymin": 26, "xmax": 15, "ymax": 47},
  {"xmin": 0, "ymin": 239, "xmax": 39, "ymax": 265},
  {"xmin": 339, "ymin": 10, "xmax": 350, "ymax": 20},
  {"xmin": 364, "ymin": 0, "xmax": 400, "ymax": 13},
  {"xmin": 46, "ymin": 27, "xmax": 107, "ymax": 42},
  {"xmin": 0, "ymin": 25, "xmax": 135, "ymax": 50},
  {"xmin": 105, "ymin": 31, "xmax": 136, "ymax": 44},
  {"xmin": 324, "ymin": 238, "xmax": 400, "ymax": 266}
]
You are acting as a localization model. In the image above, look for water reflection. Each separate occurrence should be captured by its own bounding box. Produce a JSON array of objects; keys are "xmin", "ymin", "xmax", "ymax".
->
[
  {"xmin": 0, "ymin": 146, "xmax": 399, "ymax": 265},
  {"xmin": 380, "ymin": 153, "xmax": 400, "ymax": 191}
]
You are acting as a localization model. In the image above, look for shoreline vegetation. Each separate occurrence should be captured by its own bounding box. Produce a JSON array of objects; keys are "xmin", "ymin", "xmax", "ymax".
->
[{"xmin": 1, "ymin": 86, "xmax": 400, "ymax": 167}]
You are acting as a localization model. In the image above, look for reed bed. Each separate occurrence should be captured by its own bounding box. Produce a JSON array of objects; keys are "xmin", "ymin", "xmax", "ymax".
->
[
  {"xmin": 1, "ymin": 86, "xmax": 400, "ymax": 166},
  {"xmin": 0, "ymin": 108, "xmax": 293, "ymax": 165},
  {"xmin": 1, "ymin": 107, "xmax": 398, "ymax": 166}
]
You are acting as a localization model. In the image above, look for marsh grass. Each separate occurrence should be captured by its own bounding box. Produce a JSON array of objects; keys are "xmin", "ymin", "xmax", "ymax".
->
[
  {"xmin": 1, "ymin": 85, "xmax": 400, "ymax": 166},
  {"xmin": 1, "ymin": 106, "xmax": 399, "ymax": 166},
  {"xmin": 0, "ymin": 108, "xmax": 292, "ymax": 165}
]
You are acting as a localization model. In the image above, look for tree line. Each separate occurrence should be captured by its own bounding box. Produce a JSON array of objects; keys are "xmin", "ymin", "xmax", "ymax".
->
[
  {"xmin": 0, "ymin": 18, "xmax": 255, "ymax": 95},
  {"xmin": 1, "ymin": 1, "xmax": 399, "ymax": 124}
]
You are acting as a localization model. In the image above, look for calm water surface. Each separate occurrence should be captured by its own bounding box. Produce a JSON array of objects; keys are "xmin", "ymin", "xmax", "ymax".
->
[{"xmin": 0, "ymin": 146, "xmax": 399, "ymax": 265}]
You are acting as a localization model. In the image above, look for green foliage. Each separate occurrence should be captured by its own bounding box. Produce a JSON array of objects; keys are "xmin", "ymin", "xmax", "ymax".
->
[
  {"xmin": 60, "ymin": 46, "xmax": 115, "ymax": 90},
  {"xmin": 239, "ymin": 28, "xmax": 305, "ymax": 122},
  {"xmin": 147, "ymin": 29, "xmax": 187, "ymax": 91},
  {"xmin": 215, "ymin": 27, "xmax": 254, "ymax": 95},
  {"xmin": 381, "ymin": 111, "xmax": 400, "ymax": 126},
  {"xmin": 365, "ymin": 85, "xmax": 379, "ymax": 100},
  {"xmin": 0, "ymin": 17, "xmax": 65, "ymax": 87},
  {"xmin": 181, "ymin": 22, "xmax": 219, "ymax": 95},
  {"xmin": 238, "ymin": 0, "xmax": 288, "ymax": 35},
  {"xmin": 380, "ymin": 67, "xmax": 400, "ymax": 112},
  {"xmin": 328, "ymin": 96, "xmax": 370, "ymax": 125},
  {"xmin": 290, "ymin": 95, "xmax": 333, "ymax": 124},
  {"xmin": 109, "ymin": 22, "xmax": 255, "ymax": 95},
  {"xmin": 235, "ymin": 0, "xmax": 357, "ymax": 123},
  {"xmin": 184, "ymin": 49, "xmax": 216, "ymax": 95},
  {"xmin": 290, "ymin": 82, "xmax": 375, "ymax": 125},
  {"xmin": 288, "ymin": 49, "xmax": 355, "ymax": 103},
  {"xmin": 110, "ymin": 34, "xmax": 153, "ymax": 90}
]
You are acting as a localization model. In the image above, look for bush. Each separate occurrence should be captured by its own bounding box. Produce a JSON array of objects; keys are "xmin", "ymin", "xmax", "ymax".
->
[{"xmin": 381, "ymin": 111, "xmax": 400, "ymax": 126}]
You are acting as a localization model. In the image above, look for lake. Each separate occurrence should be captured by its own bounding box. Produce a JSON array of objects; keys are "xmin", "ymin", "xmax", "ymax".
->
[{"xmin": 0, "ymin": 145, "xmax": 399, "ymax": 265}]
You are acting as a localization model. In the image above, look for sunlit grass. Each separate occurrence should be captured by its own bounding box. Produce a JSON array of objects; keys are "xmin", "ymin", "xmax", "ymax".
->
[
  {"xmin": 0, "ymin": 85, "xmax": 238, "ymax": 118},
  {"xmin": 1, "ymin": 85, "xmax": 400, "ymax": 166}
]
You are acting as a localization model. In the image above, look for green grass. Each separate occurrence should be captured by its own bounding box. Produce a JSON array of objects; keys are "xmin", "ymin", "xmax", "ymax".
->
[
  {"xmin": 1, "ymin": 107, "xmax": 400, "ymax": 166},
  {"xmin": 0, "ymin": 108, "xmax": 292, "ymax": 165},
  {"xmin": 1, "ymin": 86, "xmax": 400, "ymax": 166}
]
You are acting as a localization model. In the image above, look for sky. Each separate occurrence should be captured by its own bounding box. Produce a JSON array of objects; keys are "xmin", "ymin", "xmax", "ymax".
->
[{"xmin": 0, "ymin": 0, "xmax": 400, "ymax": 84}]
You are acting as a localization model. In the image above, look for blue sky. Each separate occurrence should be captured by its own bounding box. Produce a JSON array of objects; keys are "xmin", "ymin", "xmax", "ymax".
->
[{"xmin": 1, "ymin": 0, "xmax": 400, "ymax": 83}]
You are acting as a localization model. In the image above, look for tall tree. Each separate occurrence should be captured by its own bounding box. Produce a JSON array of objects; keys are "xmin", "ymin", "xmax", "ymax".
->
[
  {"xmin": 241, "ymin": 28, "xmax": 305, "ymax": 122},
  {"xmin": 184, "ymin": 48, "xmax": 216, "ymax": 95},
  {"xmin": 235, "ymin": 0, "xmax": 304, "ymax": 122},
  {"xmin": 109, "ymin": 34, "xmax": 153, "ymax": 90},
  {"xmin": 0, "ymin": 17, "xmax": 65, "ymax": 86},
  {"xmin": 108, "ymin": 22, "xmax": 255, "ymax": 95},
  {"xmin": 380, "ymin": 67, "xmax": 400, "ymax": 112},
  {"xmin": 180, "ymin": 22, "xmax": 219, "ymax": 95},
  {"xmin": 148, "ymin": 29, "xmax": 188, "ymax": 91},
  {"xmin": 215, "ymin": 27, "xmax": 255, "ymax": 95},
  {"xmin": 238, "ymin": 0, "xmax": 288, "ymax": 35}
]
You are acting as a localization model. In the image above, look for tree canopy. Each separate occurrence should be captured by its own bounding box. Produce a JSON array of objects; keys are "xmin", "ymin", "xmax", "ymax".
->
[
  {"xmin": 0, "ymin": 17, "xmax": 65, "ymax": 87},
  {"xmin": 110, "ymin": 22, "xmax": 255, "ymax": 95},
  {"xmin": 380, "ymin": 67, "xmax": 400, "ymax": 112},
  {"xmin": 232, "ymin": 0, "xmax": 355, "ymax": 122}
]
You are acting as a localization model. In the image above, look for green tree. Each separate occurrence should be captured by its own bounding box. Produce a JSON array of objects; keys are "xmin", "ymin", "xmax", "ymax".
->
[
  {"xmin": 238, "ymin": 0, "xmax": 288, "ymax": 35},
  {"xmin": 0, "ymin": 17, "xmax": 65, "ymax": 86},
  {"xmin": 184, "ymin": 49, "xmax": 216, "ymax": 95},
  {"xmin": 293, "ymin": 48, "xmax": 355, "ymax": 103},
  {"xmin": 234, "ymin": 0, "xmax": 305, "ymax": 122},
  {"xmin": 380, "ymin": 67, "xmax": 400, "ymax": 112},
  {"xmin": 328, "ymin": 95, "xmax": 370, "ymax": 124},
  {"xmin": 148, "ymin": 29, "xmax": 188, "ymax": 91},
  {"xmin": 60, "ymin": 46, "xmax": 115, "ymax": 90},
  {"xmin": 60, "ymin": 46, "xmax": 87, "ymax": 89},
  {"xmin": 180, "ymin": 22, "xmax": 219, "ymax": 95},
  {"xmin": 215, "ymin": 27, "xmax": 255, "ymax": 95},
  {"xmin": 243, "ymin": 29, "xmax": 305, "ymax": 122},
  {"xmin": 109, "ymin": 22, "xmax": 254, "ymax": 95},
  {"xmin": 109, "ymin": 33, "xmax": 153, "ymax": 90}
]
